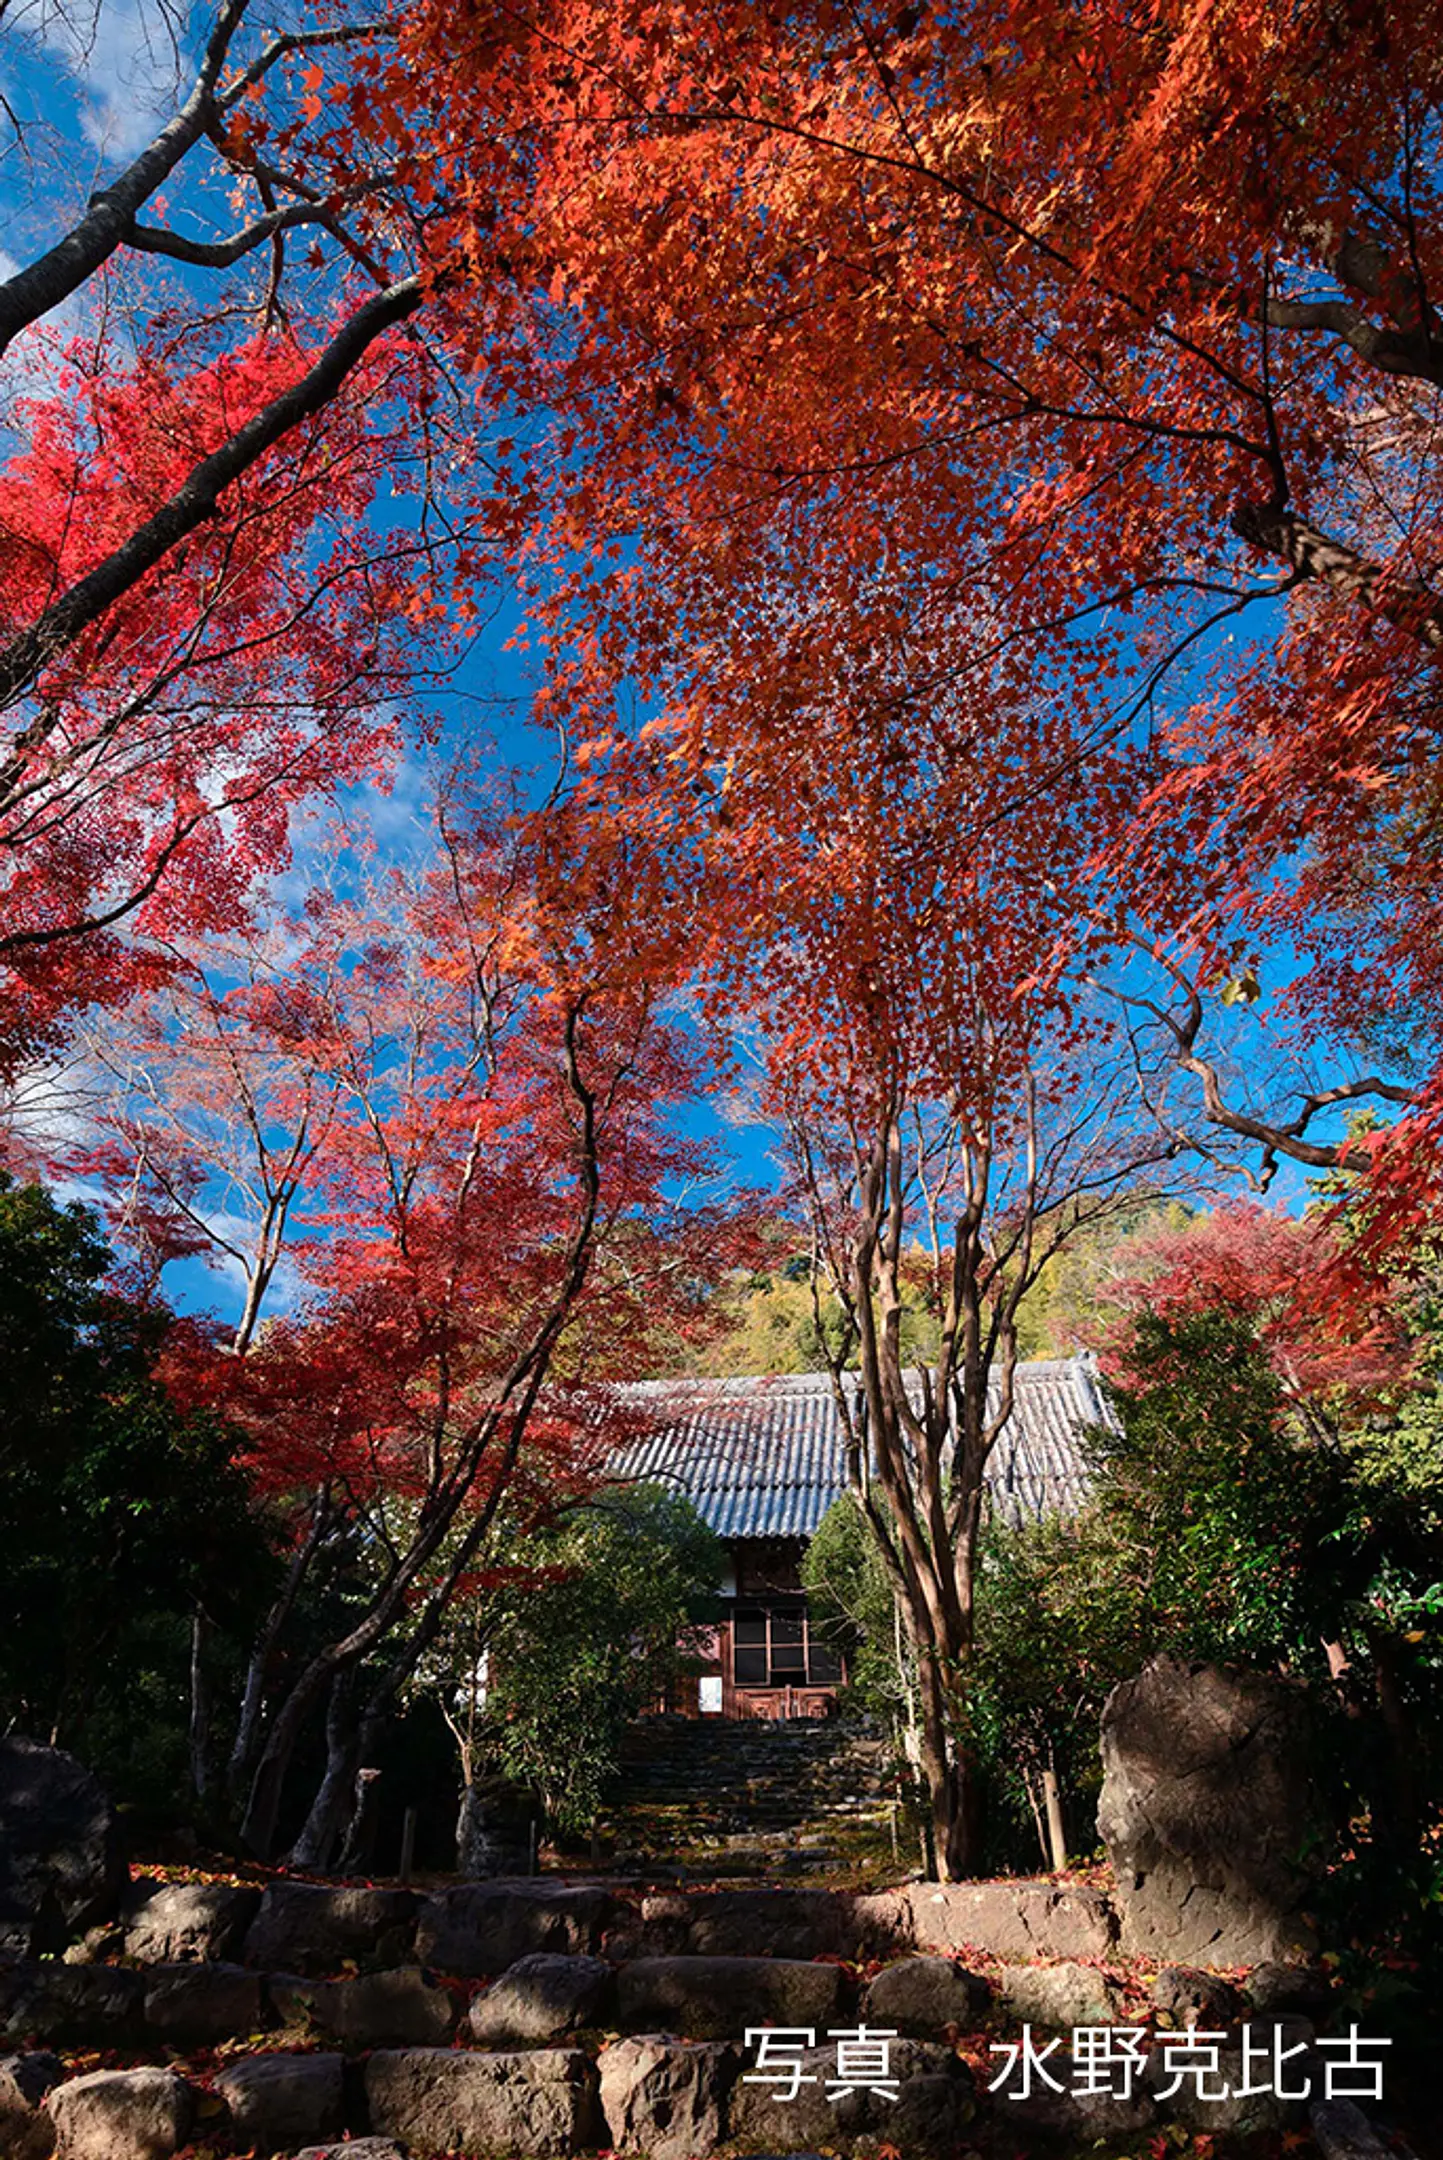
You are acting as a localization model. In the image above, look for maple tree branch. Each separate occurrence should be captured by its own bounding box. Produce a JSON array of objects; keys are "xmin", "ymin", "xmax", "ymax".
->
[
  {"xmin": 1291, "ymin": 210, "xmax": 1443, "ymax": 376},
  {"xmin": 0, "ymin": 10, "xmax": 398, "ymax": 358},
  {"xmin": 1262, "ymin": 294, "xmax": 1443, "ymax": 389},
  {"xmin": 0, "ymin": 274, "xmax": 426, "ymax": 765},
  {"xmin": 213, "ymin": 19, "xmax": 394, "ymax": 112},
  {"xmin": 125, "ymin": 201, "xmax": 339, "ymax": 269},
  {"xmin": 0, "ymin": 0, "xmax": 251, "ymax": 357},
  {"xmin": 1230, "ymin": 499, "xmax": 1443, "ymax": 650},
  {"xmin": 1106, "ymin": 936, "xmax": 1414, "ymax": 1184}
]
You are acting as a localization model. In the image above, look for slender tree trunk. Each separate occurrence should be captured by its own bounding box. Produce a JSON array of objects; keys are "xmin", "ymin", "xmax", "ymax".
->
[
  {"xmin": 339, "ymin": 1768, "xmax": 384, "ymax": 1874},
  {"xmin": 242, "ymin": 1647, "xmax": 347, "ymax": 1858},
  {"xmin": 288, "ymin": 1669, "xmax": 361, "ymax": 1872},
  {"xmin": 911, "ymin": 1623, "xmax": 981, "ymax": 1881},
  {"xmin": 227, "ymin": 1486, "xmax": 333, "ymax": 1805},
  {"xmin": 189, "ymin": 1608, "xmax": 213, "ymax": 1804}
]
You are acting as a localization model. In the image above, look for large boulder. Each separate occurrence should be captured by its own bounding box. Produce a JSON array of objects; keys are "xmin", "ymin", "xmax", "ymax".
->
[
  {"xmin": 48, "ymin": 2070, "xmax": 191, "ymax": 2160},
  {"xmin": 1151, "ymin": 1964, "xmax": 1244, "ymax": 2029},
  {"xmin": 673, "ymin": 1889, "xmax": 847, "ymax": 1960},
  {"xmin": 0, "ymin": 2052, "xmax": 63, "ymax": 2160},
  {"xmin": 365, "ymin": 2047, "xmax": 601, "ymax": 2156},
  {"xmin": 296, "ymin": 2146, "xmax": 403, "ymax": 2160},
  {"xmin": 1143, "ymin": 2016, "xmax": 1316, "ymax": 2133},
  {"xmin": 0, "ymin": 1744, "xmax": 126, "ymax": 1957},
  {"xmin": 271, "ymin": 1965, "xmax": 459, "ymax": 2046},
  {"xmin": 469, "ymin": 1954, "xmax": 614, "ymax": 2044},
  {"xmin": 728, "ymin": 2037, "xmax": 974, "ymax": 2158},
  {"xmin": 120, "ymin": 1880, "xmax": 259, "ymax": 1964},
  {"xmin": 845, "ymin": 1889, "xmax": 915, "ymax": 1958},
  {"xmin": 862, "ymin": 1956, "xmax": 990, "ymax": 2037},
  {"xmin": 1245, "ymin": 1961, "xmax": 1335, "ymax": 2019},
  {"xmin": 456, "ymin": 1778, "xmax": 534, "ymax": 1879},
  {"xmin": 993, "ymin": 1961, "xmax": 1121, "ymax": 2031},
  {"xmin": 598, "ymin": 2036, "xmax": 737, "ymax": 2160},
  {"xmin": 214, "ymin": 2052, "xmax": 345, "ymax": 2150},
  {"xmin": 415, "ymin": 1883, "xmax": 616, "ymax": 1976},
  {"xmin": 1098, "ymin": 1657, "xmax": 1329, "ymax": 1965},
  {"xmin": 296, "ymin": 2146, "xmax": 404, "ymax": 2160},
  {"xmin": 242, "ymin": 1883, "xmax": 418, "ymax": 1974},
  {"xmin": 142, "ymin": 1963, "xmax": 264, "ymax": 2047},
  {"xmin": 1, "ymin": 1964, "xmax": 144, "ymax": 2046},
  {"xmin": 616, "ymin": 1957, "xmax": 845, "ymax": 2041},
  {"xmin": 988, "ymin": 2049, "xmax": 1156, "ymax": 2142},
  {"xmin": 907, "ymin": 1880, "xmax": 1115, "ymax": 1962}
]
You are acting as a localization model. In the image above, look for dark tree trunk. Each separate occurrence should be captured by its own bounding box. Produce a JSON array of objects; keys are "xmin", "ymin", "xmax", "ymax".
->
[
  {"xmin": 289, "ymin": 1668, "xmax": 361, "ymax": 1872},
  {"xmin": 189, "ymin": 1608, "xmax": 213, "ymax": 1804}
]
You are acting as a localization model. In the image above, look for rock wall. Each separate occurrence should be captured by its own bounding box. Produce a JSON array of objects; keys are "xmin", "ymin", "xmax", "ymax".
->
[{"xmin": 0, "ymin": 1876, "xmax": 1343, "ymax": 2159}]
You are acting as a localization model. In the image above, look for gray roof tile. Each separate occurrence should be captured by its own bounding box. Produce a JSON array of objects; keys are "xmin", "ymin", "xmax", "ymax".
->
[{"xmin": 607, "ymin": 1357, "xmax": 1108, "ymax": 1538}]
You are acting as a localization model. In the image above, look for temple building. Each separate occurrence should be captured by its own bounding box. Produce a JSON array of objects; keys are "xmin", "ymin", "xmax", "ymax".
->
[{"xmin": 607, "ymin": 1358, "xmax": 1104, "ymax": 1721}]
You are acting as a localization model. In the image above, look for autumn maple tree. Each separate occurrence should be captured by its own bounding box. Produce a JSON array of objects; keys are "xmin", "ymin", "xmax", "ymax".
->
[
  {"xmin": 542, "ymin": 595, "xmax": 1185, "ymax": 1874},
  {"xmin": 59, "ymin": 783, "xmax": 727, "ymax": 1862},
  {"xmin": 11, "ymin": 0, "xmax": 1443, "ymax": 1883},
  {"xmin": 381, "ymin": 0, "xmax": 1443, "ymax": 1219},
  {"xmin": 0, "ymin": 0, "xmax": 495, "ymax": 1071}
]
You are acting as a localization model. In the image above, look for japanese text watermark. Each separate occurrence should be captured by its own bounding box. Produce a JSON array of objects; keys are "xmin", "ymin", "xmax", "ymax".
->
[
  {"xmin": 740, "ymin": 2022, "xmax": 1390, "ymax": 2106},
  {"xmin": 988, "ymin": 2022, "xmax": 1389, "ymax": 2104}
]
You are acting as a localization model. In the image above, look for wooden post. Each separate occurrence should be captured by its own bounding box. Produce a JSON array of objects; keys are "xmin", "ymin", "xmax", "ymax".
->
[
  {"xmin": 399, "ymin": 1806, "xmax": 417, "ymax": 1885},
  {"xmin": 528, "ymin": 1817, "xmax": 539, "ymax": 1877},
  {"xmin": 1042, "ymin": 1765, "xmax": 1067, "ymax": 1873}
]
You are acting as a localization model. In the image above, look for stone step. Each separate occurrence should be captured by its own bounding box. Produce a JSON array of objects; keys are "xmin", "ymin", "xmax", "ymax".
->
[{"xmin": 0, "ymin": 1933, "xmax": 1349, "ymax": 2160}]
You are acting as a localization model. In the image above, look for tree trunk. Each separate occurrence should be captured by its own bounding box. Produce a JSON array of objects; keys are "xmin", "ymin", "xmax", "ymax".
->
[
  {"xmin": 226, "ymin": 1486, "xmax": 334, "ymax": 1807},
  {"xmin": 914, "ymin": 1634, "xmax": 980, "ymax": 1880},
  {"xmin": 339, "ymin": 1767, "xmax": 384, "ymax": 1875},
  {"xmin": 188, "ymin": 1608, "xmax": 213, "ymax": 1804},
  {"xmin": 241, "ymin": 1653, "xmax": 341, "ymax": 1858},
  {"xmin": 288, "ymin": 1669, "xmax": 360, "ymax": 1871}
]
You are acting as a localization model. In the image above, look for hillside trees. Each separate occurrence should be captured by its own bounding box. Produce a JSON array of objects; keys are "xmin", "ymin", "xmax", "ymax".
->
[{"xmin": 0, "ymin": 1173, "xmax": 269, "ymax": 1803}]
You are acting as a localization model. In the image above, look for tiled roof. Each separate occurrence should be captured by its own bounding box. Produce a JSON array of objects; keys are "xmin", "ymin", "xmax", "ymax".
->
[{"xmin": 606, "ymin": 1357, "xmax": 1110, "ymax": 1540}]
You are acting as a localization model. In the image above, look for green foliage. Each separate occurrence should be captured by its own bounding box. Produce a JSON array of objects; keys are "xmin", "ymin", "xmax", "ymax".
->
[
  {"xmin": 1010, "ymin": 1196, "xmax": 1196, "ymax": 1358},
  {"xmin": 692, "ymin": 1197, "xmax": 1194, "ymax": 1378},
  {"xmin": 801, "ymin": 1494, "xmax": 912, "ymax": 1731},
  {"xmin": 690, "ymin": 1259, "xmax": 941, "ymax": 1375},
  {"xmin": 969, "ymin": 1508, "xmax": 1153, "ymax": 1865},
  {"xmin": 1089, "ymin": 1307, "xmax": 1355, "ymax": 1660},
  {"xmin": 0, "ymin": 1176, "xmax": 270, "ymax": 1802},
  {"xmin": 486, "ymin": 1484, "xmax": 723, "ymax": 1832},
  {"xmin": 817, "ymin": 1299, "xmax": 1442, "ymax": 1877},
  {"xmin": 690, "ymin": 1268, "xmax": 840, "ymax": 1374},
  {"xmin": 975, "ymin": 1306, "xmax": 1441, "ymax": 1873}
]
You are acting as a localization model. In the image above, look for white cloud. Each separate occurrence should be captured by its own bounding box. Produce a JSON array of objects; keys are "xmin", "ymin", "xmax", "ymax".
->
[{"xmin": 41, "ymin": 0, "xmax": 185, "ymax": 162}]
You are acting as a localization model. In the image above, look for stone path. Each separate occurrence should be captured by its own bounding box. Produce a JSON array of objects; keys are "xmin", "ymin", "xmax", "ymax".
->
[{"xmin": 604, "ymin": 1717, "xmax": 896, "ymax": 1874}]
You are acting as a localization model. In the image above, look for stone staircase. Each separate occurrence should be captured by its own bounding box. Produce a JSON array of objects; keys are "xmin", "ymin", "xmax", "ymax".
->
[
  {"xmin": 0, "ymin": 1875, "xmax": 1378, "ymax": 2160},
  {"xmin": 603, "ymin": 1717, "xmax": 899, "ymax": 1874}
]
